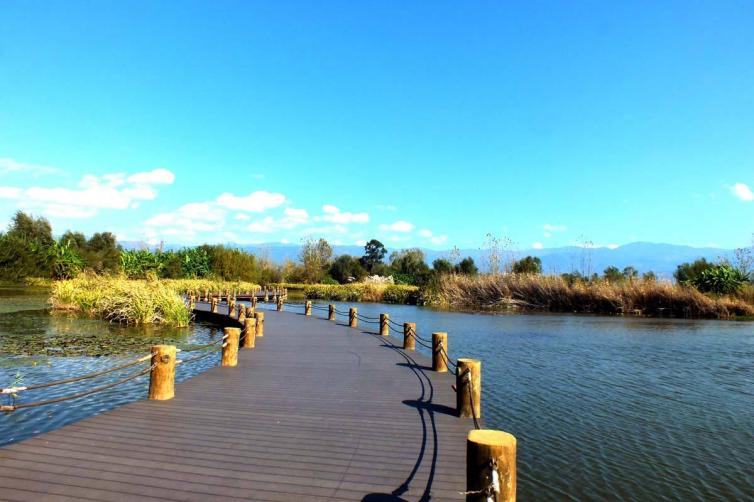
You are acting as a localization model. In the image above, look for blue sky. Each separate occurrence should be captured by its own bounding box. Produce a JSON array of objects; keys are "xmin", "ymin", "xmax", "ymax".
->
[{"xmin": 1, "ymin": 1, "xmax": 753, "ymax": 251}]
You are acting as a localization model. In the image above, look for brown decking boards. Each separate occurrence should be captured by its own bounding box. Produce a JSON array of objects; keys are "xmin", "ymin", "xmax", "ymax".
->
[{"xmin": 0, "ymin": 303, "xmax": 475, "ymax": 501}]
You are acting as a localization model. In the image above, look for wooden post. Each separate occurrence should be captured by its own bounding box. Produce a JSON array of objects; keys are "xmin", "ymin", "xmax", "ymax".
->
[
  {"xmin": 252, "ymin": 296, "xmax": 257, "ymax": 309},
  {"xmin": 305, "ymin": 301, "xmax": 312, "ymax": 316},
  {"xmin": 277, "ymin": 297, "xmax": 284, "ymax": 311},
  {"xmin": 380, "ymin": 313, "xmax": 389, "ymax": 336},
  {"xmin": 246, "ymin": 306, "xmax": 255, "ymax": 318},
  {"xmin": 148, "ymin": 345, "xmax": 176, "ymax": 400},
  {"xmin": 349, "ymin": 307, "xmax": 358, "ymax": 328},
  {"xmin": 228, "ymin": 298, "xmax": 236, "ymax": 318},
  {"xmin": 238, "ymin": 304, "xmax": 246, "ymax": 323},
  {"xmin": 328, "ymin": 304, "xmax": 335, "ymax": 321},
  {"xmin": 457, "ymin": 358, "xmax": 481, "ymax": 418},
  {"xmin": 221, "ymin": 327, "xmax": 240, "ymax": 367},
  {"xmin": 211, "ymin": 298, "xmax": 218, "ymax": 313},
  {"xmin": 254, "ymin": 311, "xmax": 265, "ymax": 337},
  {"xmin": 466, "ymin": 429, "xmax": 516, "ymax": 502},
  {"xmin": 242, "ymin": 318, "xmax": 256, "ymax": 348},
  {"xmin": 273, "ymin": 293, "xmax": 278, "ymax": 303},
  {"xmin": 203, "ymin": 289, "xmax": 208, "ymax": 302},
  {"xmin": 264, "ymin": 291, "xmax": 269, "ymax": 302},
  {"xmin": 403, "ymin": 322, "xmax": 416, "ymax": 351},
  {"xmin": 432, "ymin": 332, "xmax": 448, "ymax": 372}
]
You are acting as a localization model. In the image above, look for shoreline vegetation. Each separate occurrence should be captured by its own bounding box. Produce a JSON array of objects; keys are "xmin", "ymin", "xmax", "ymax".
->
[{"xmin": 2, "ymin": 210, "xmax": 754, "ymax": 324}]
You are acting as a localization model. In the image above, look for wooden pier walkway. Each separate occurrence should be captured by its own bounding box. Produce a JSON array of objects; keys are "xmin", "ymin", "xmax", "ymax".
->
[{"xmin": 0, "ymin": 301, "xmax": 476, "ymax": 501}]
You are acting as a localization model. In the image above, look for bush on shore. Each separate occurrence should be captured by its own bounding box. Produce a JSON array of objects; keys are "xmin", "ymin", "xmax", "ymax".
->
[
  {"xmin": 298, "ymin": 283, "xmax": 419, "ymax": 304},
  {"xmin": 431, "ymin": 273, "xmax": 754, "ymax": 319}
]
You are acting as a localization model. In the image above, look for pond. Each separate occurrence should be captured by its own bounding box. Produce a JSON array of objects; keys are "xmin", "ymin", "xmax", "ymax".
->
[{"xmin": 1, "ymin": 290, "xmax": 752, "ymax": 501}]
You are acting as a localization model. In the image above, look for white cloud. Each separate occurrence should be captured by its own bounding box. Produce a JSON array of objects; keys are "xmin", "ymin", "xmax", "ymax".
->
[
  {"xmin": 246, "ymin": 208, "xmax": 309, "ymax": 234},
  {"xmin": 532, "ymin": 242, "xmax": 543, "ymax": 249},
  {"xmin": 379, "ymin": 220, "xmax": 414, "ymax": 233},
  {"xmin": 127, "ymin": 168, "xmax": 175, "ymax": 185},
  {"xmin": 429, "ymin": 234, "xmax": 448, "ymax": 245},
  {"xmin": 145, "ymin": 202, "xmax": 226, "ymax": 239},
  {"xmin": 543, "ymin": 223, "xmax": 567, "ymax": 232},
  {"xmin": 0, "ymin": 157, "xmax": 60, "ymax": 176},
  {"xmin": 235, "ymin": 213, "xmax": 251, "ymax": 221},
  {"xmin": 607, "ymin": 244, "xmax": 619, "ymax": 249},
  {"xmin": 543, "ymin": 232, "xmax": 552, "ymax": 238},
  {"xmin": 0, "ymin": 166, "xmax": 175, "ymax": 219},
  {"xmin": 284, "ymin": 207, "xmax": 309, "ymax": 221},
  {"xmin": 354, "ymin": 239, "xmax": 367, "ymax": 246},
  {"xmin": 320, "ymin": 204, "xmax": 369, "ymax": 224},
  {"xmin": 217, "ymin": 191, "xmax": 286, "ymax": 212},
  {"xmin": 731, "ymin": 183, "xmax": 754, "ymax": 201},
  {"xmin": 418, "ymin": 229, "xmax": 433, "ymax": 238}
]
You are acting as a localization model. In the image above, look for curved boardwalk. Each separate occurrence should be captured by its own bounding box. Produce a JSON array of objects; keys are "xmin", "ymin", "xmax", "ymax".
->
[{"xmin": 0, "ymin": 303, "xmax": 475, "ymax": 501}]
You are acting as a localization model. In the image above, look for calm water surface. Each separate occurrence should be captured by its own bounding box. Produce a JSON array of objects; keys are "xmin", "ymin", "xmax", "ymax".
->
[{"xmin": 1, "ymin": 290, "xmax": 752, "ymax": 501}]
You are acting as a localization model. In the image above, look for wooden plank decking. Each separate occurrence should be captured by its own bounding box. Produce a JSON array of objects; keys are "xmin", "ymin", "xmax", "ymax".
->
[{"xmin": 0, "ymin": 302, "xmax": 475, "ymax": 501}]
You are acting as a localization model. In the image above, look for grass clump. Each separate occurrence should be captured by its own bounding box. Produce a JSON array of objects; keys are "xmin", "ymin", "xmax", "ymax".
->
[
  {"xmin": 432, "ymin": 274, "xmax": 754, "ymax": 319},
  {"xmin": 297, "ymin": 283, "xmax": 419, "ymax": 304}
]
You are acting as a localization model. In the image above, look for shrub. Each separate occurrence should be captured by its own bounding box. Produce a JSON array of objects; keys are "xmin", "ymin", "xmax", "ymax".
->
[
  {"xmin": 512, "ymin": 256, "xmax": 542, "ymax": 274},
  {"xmin": 691, "ymin": 264, "xmax": 748, "ymax": 295}
]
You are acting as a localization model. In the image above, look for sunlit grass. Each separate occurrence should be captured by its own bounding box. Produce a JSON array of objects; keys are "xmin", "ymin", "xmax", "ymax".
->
[
  {"xmin": 432, "ymin": 274, "xmax": 754, "ymax": 319},
  {"xmin": 275, "ymin": 282, "xmax": 419, "ymax": 304}
]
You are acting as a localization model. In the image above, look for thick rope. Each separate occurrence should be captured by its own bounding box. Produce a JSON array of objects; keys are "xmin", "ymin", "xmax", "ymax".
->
[
  {"xmin": 1, "ymin": 354, "xmax": 151, "ymax": 395},
  {"xmin": 1, "ymin": 364, "xmax": 155, "ymax": 412}
]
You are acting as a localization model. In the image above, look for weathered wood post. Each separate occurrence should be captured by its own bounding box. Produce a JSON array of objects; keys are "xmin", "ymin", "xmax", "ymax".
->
[
  {"xmin": 403, "ymin": 322, "xmax": 416, "ymax": 351},
  {"xmin": 203, "ymin": 289, "xmax": 208, "ymax": 302},
  {"xmin": 349, "ymin": 307, "xmax": 358, "ymax": 328},
  {"xmin": 432, "ymin": 332, "xmax": 449, "ymax": 372},
  {"xmin": 246, "ymin": 306, "xmax": 255, "ymax": 318},
  {"xmin": 466, "ymin": 429, "xmax": 516, "ymax": 502},
  {"xmin": 254, "ymin": 311, "xmax": 265, "ymax": 337},
  {"xmin": 252, "ymin": 296, "xmax": 257, "ymax": 309},
  {"xmin": 277, "ymin": 297, "xmax": 284, "ymax": 311},
  {"xmin": 264, "ymin": 290, "xmax": 269, "ymax": 302},
  {"xmin": 242, "ymin": 318, "xmax": 256, "ymax": 349},
  {"xmin": 380, "ymin": 313, "xmax": 389, "ymax": 336},
  {"xmin": 238, "ymin": 304, "xmax": 246, "ymax": 322},
  {"xmin": 228, "ymin": 298, "xmax": 236, "ymax": 317},
  {"xmin": 221, "ymin": 327, "xmax": 240, "ymax": 367},
  {"xmin": 305, "ymin": 301, "xmax": 312, "ymax": 316},
  {"xmin": 457, "ymin": 358, "xmax": 481, "ymax": 418},
  {"xmin": 211, "ymin": 298, "xmax": 218, "ymax": 313},
  {"xmin": 148, "ymin": 344, "xmax": 176, "ymax": 400},
  {"xmin": 328, "ymin": 304, "xmax": 335, "ymax": 321},
  {"xmin": 273, "ymin": 292, "xmax": 278, "ymax": 303}
]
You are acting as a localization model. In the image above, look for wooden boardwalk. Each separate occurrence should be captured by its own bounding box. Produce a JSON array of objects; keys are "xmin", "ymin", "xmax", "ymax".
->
[{"xmin": 0, "ymin": 302, "xmax": 475, "ymax": 501}]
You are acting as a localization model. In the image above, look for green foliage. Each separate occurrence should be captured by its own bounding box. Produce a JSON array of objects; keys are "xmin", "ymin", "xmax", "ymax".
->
[
  {"xmin": 329, "ymin": 254, "xmax": 367, "ymax": 283},
  {"xmin": 120, "ymin": 249, "xmax": 164, "ymax": 278},
  {"xmin": 199, "ymin": 245, "xmax": 255, "ymax": 280},
  {"xmin": 49, "ymin": 240, "xmax": 83, "ymax": 279},
  {"xmin": 674, "ymin": 258, "xmax": 713, "ymax": 284},
  {"xmin": 178, "ymin": 247, "xmax": 211, "ymax": 278},
  {"xmin": 643, "ymin": 271, "xmax": 657, "ymax": 282},
  {"xmin": 622, "ymin": 266, "xmax": 638, "ymax": 280},
  {"xmin": 63, "ymin": 230, "xmax": 120, "ymax": 273},
  {"xmin": 691, "ymin": 264, "xmax": 748, "ymax": 295},
  {"xmin": 512, "ymin": 256, "xmax": 542, "ymax": 274},
  {"xmin": 298, "ymin": 237, "xmax": 333, "ymax": 283},
  {"xmin": 360, "ymin": 239, "xmax": 387, "ymax": 272},
  {"xmin": 320, "ymin": 276, "xmax": 339, "ymax": 285},
  {"xmin": 432, "ymin": 258, "xmax": 454, "ymax": 275},
  {"xmin": 455, "ymin": 257, "xmax": 478, "ymax": 275},
  {"xmin": 389, "ymin": 248, "xmax": 430, "ymax": 286},
  {"xmin": 603, "ymin": 266, "xmax": 623, "ymax": 282},
  {"xmin": 0, "ymin": 211, "xmax": 54, "ymax": 280}
]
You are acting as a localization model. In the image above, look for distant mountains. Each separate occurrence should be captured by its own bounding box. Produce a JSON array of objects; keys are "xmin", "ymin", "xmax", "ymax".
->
[{"xmin": 119, "ymin": 241, "xmax": 735, "ymax": 278}]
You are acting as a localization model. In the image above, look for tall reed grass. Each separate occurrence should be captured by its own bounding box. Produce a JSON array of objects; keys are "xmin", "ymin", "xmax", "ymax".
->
[
  {"xmin": 290, "ymin": 283, "xmax": 419, "ymax": 304},
  {"xmin": 50, "ymin": 275, "xmax": 262, "ymax": 326},
  {"xmin": 432, "ymin": 274, "xmax": 754, "ymax": 319}
]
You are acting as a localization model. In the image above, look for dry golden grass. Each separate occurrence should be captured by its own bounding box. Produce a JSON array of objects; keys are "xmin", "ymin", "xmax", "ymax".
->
[{"xmin": 433, "ymin": 274, "xmax": 754, "ymax": 319}]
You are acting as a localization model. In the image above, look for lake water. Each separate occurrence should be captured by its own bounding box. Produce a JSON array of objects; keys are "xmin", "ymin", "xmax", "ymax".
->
[{"xmin": 2, "ymin": 289, "xmax": 753, "ymax": 501}]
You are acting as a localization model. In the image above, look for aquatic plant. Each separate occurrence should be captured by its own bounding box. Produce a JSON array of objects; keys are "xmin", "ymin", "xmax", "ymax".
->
[{"xmin": 431, "ymin": 273, "xmax": 754, "ymax": 319}]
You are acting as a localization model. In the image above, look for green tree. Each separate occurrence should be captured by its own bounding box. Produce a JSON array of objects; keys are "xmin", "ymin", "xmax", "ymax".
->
[
  {"xmin": 360, "ymin": 239, "xmax": 387, "ymax": 273},
  {"xmin": 299, "ymin": 237, "xmax": 333, "ymax": 283},
  {"xmin": 49, "ymin": 239, "xmax": 83, "ymax": 279},
  {"xmin": 329, "ymin": 255, "xmax": 367, "ymax": 283},
  {"xmin": 622, "ymin": 266, "xmax": 638, "ymax": 281},
  {"xmin": 603, "ymin": 266, "xmax": 624, "ymax": 282},
  {"xmin": 691, "ymin": 264, "xmax": 748, "ymax": 295},
  {"xmin": 512, "ymin": 256, "xmax": 542, "ymax": 274},
  {"xmin": 642, "ymin": 271, "xmax": 657, "ymax": 282},
  {"xmin": 674, "ymin": 258, "xmax": 714, "ymax": 285},
  {"xmin": 389, "ymin": 248, "xmax": 430, "ymax": 285},
  {"xmin": 432, "ymin": 258, "xmax": 454, "ymax": 275},
  {"xmin": 455, "ymin": 257, "xmax": 478, "ymax": 275},
  {"xmin": 0, "ymin": 211, "xmax": 55, "ymax": 280}
]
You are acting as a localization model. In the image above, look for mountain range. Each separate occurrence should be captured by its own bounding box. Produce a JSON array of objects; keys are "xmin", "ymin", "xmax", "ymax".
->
[{"xmin": 119, "ymin": 241, "xmax": 737, "ymax": 278}]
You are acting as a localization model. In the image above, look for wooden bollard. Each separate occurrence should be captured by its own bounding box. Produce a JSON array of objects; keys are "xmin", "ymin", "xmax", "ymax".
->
[
  {"xmin": 380, "ymin": 313, "xmax": 389, "ymax": 336},
  {"xmin": 242, "ymin": 318, "xmax": 256, "ymax": 348},
  {"xmin": 403, "ymin": 322, "xmax": 416, "ymax": 350},
  {"xmin": 148, "ymin": 344, "xmax": 176, "ymax": 400},
  {"xmin": 246, "ymin": 306, "xmax": 255, "ymax": 318},
  {"xmin": 273, "ymin": 293, "xmax": 278, "ymax": 303},
  {"xmin": 349, "ymin": 307, "xmax": 358, "ymax": 328},
  {"xmin": 211, "ymin": 298, "xmax": 218, "ymax": 313},
  {"xmin": 238, "ymin": 304, "xmax": 246, "ymax": 322},
  {"xmin": 252, "ymin": 296, "xmax": 257, "ymax": 309},
  {"xmin": 305, "ymin": 301, "xmax": 312, "ymax": 316},
  {"xmin": 221, "ymin": 327, "xmax": 240, "ymax": 367},
  {"xmin": 254, "ymin": 311, "xmax": 265, "ymax": 337},
  {"xmin": 457, "ymin": 358, "xmax": 481, "ymax": 418},
  {"xmin": 264, "ymin": 291, "xmax": 269, "ymax": 302},
  {"xmin": 466, "ymin": 429, "xmax": 516, "ymax": 502},
  {"xmin": 203, "ymin": 289, "xmax": 208, "ymax": 302},
  {"xmin": 432, "ymin": 332, "xmax": 448, "ymax": 372},
  {"xmin": 277, "ymin": 298, "xmax": 284, "ymax": 312},
  {"xmin": 328, "ymin": 304, "xmax": 335, "ymax": 321}
]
